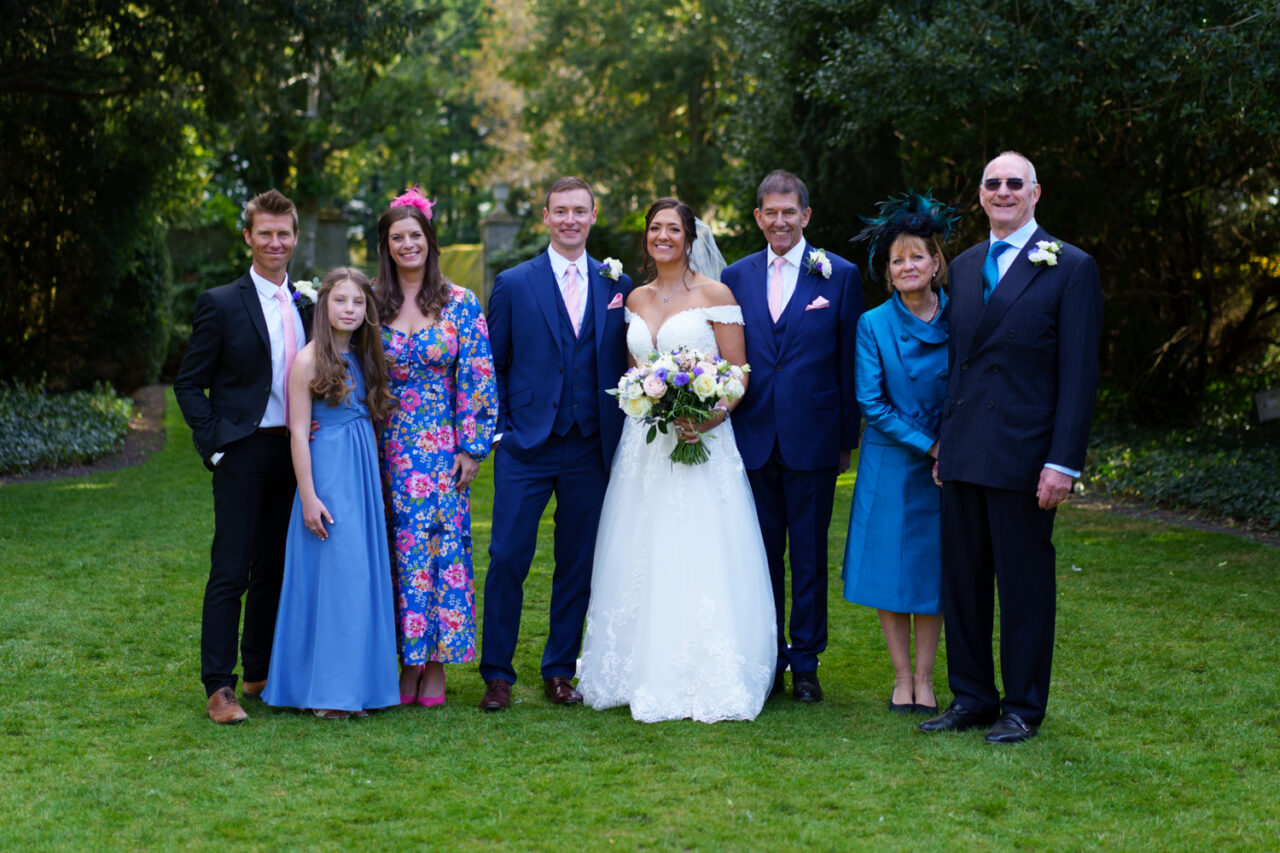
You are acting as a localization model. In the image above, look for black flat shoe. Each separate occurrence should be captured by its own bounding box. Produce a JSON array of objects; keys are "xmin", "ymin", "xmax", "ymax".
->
[
  {"xmin": 984, "ymin": 712, "xmax": 1039, "ymax": 744},
  {"xmin": 919, "ymin": 702, "xmax": 998, "ymax": 733},
  {"xmin": 911, "ymin": 703, "xmax": 938, "ymax": 716},
  {"xmin": 888, "ymin": 694, "xmax": 913, "ymax": 715}
]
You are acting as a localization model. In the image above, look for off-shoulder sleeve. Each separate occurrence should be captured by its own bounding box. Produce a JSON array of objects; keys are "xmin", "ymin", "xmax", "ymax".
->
[
  {"xmin": 623, "ymin": 307, "xmax": 636, "ymax": 323},
  {"xmin": 450, "ymin": 286, "xmax": 498, "ymax": 460},
  {"xmin": 702, "ymin": 304, "xmax": 743, "ymax": 325}
]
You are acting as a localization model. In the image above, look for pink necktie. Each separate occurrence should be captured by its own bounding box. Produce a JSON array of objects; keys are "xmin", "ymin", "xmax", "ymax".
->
[
  {"xmin": 564, "ymin": 264, "xmax": 582, "ymax": 336},
  {"xmin": 273, "ymin": 287, "xmax": 298, "ymax": 425},
  {"xmin": 769, "ymin": 257, "xmax": 786, "ymax": 322}
]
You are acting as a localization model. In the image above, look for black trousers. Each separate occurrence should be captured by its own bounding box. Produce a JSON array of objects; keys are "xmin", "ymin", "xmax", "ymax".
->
[
  {"xmin": 940, "ymin": 480, "xmax": 1057, "ymax": 724},
  {"xmin": 201, "ymin": 430, "xmax": 295, "ymax": 696}
]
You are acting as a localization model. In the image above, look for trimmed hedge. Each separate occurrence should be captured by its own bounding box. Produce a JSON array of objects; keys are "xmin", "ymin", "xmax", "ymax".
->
[
  {"xmin": 0, "ymin": 383, "xmax": 133, "ymax": 475},
  {"xmin": 1086, "ymin": 422, "xmax": 1280, "ymax": 529}
]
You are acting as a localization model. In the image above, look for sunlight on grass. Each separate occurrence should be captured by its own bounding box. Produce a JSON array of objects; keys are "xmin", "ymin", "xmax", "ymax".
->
[{"xmin": 0, "ymin": 391, "xmax": 1277, "ymax": 848}]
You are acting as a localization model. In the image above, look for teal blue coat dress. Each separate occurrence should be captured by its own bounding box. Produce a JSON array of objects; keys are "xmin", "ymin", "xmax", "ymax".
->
[{"xmin": 842, "ymin": 291, "xmax": 949, "ymax": 615}]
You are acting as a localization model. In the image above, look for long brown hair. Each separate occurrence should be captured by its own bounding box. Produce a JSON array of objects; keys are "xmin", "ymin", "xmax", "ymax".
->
[
  {"xmin": 374, "ymin": 205, "xmax": 450, "ymax": 323},
  {"xmin": 309, "ymin": 267, "xmax": 395, "ymax": 422}
]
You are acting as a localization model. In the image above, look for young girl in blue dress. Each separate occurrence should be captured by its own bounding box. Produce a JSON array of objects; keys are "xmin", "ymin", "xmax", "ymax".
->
[{"xmin": 262, "ymin": 268, "xmax": 401, "ymax": 718}]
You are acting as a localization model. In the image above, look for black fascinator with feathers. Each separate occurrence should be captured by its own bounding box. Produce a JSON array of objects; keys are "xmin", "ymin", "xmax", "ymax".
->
[{"xmin": 852, "ymin": 190, "xmax": 960, "ymax": 281}]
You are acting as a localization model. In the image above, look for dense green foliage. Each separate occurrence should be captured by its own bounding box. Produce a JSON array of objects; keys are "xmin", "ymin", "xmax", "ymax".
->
[
  {"xmin": 511, "ymin": 1, "xmax": 1280, "ymax": 419},
  {"xmin": 4, "ymin": 1, "xmax": 1279, "ymax": 422},
  {"xmin": 1087, "ymin": 422, "xmax": 1280, "ymax": 528},
  {"xmin": 1, "ymin": 0, "xmax": 484, "ymax": 392},
  {"xmin": 509, "ymin": 0, "xmax": 731, "ymax": 215},
  {"xmin": 726, "ymin": 0, "xmax": 1280, "ymax": 421},
  {"xmin": 0, "ymin": 382, "xmax": 132, "ymax": 475}
]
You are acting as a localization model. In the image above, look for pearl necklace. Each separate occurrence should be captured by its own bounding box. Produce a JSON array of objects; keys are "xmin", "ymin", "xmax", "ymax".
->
[{"xmin": 904, "ymin": 289, "xmax": 939, "ymax": 323}]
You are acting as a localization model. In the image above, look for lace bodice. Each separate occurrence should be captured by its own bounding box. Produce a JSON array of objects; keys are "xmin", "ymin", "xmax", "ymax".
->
[{"xmin": 625, "ymin": 305, "xmax": 744, "ymax": 362}]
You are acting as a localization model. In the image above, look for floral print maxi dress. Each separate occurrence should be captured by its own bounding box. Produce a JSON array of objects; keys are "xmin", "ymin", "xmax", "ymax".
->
[{"xmin": 381, "ymin": 285, "xmax": 497, "ymax": 665}]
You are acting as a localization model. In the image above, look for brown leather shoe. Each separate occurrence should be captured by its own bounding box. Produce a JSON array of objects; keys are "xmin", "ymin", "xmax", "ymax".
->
[
  {"xmin": 207, "ymin": 686, "xmax": 249, "ymax": 724},
  {"xmin": 241, "ymin": 680, "xmax": 266, "ymax": 698},
  {"xmin": 479, "ymin": 678, "xmax": 512, "ymax": 711},
  {"xmin": 544, "ymin": 676, "xmax": 583, "ymax": 705}
]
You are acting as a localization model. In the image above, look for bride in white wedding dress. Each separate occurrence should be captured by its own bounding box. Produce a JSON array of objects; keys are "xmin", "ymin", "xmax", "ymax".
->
[{"xmin": 578, "ymin": 198, "xmax": 776, "ymax": 723}]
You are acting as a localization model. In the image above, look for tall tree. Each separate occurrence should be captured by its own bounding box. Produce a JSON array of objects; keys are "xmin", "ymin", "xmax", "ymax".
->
[
  {"xmin": 508, "ymin": 0, "xmax": 732, "ymax": 215},
  {"xmin": 728, "ymin": 0, "xmax": 1280, "ymax": 420}
]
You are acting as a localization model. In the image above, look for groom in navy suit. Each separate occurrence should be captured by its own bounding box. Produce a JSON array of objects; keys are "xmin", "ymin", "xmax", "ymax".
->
[
  {"xmin": 924, "ymin": 151, "xmax": 1102, "ymax": 743},
  {"xmin": 723, "ymin": 170, "xmax": 863, "ymax": 703},
  {"xmin": 479, "ymin": 177, "xmax": 633, "ymax": 711}
]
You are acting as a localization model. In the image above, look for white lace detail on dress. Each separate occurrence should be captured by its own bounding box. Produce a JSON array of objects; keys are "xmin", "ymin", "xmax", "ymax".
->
[{"xmin": 581, "ymin": 303, "xmax": 775, "ymax": 723}]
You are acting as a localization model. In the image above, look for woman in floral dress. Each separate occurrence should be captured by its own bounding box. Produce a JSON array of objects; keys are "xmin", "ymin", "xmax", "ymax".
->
[{"xmin": 375, "ymin": 187, "xmax": 497, "ymax": 707}]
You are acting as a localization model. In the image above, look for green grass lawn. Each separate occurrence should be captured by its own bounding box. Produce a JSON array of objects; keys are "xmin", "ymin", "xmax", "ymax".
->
[{"xmin": 1, "ymin": 391, "xmax": 1277, "ymax": 850}]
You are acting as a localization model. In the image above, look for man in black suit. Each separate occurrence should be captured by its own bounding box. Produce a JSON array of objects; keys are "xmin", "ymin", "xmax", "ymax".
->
[
  {"xmin": 924, "ymin": 152, "xmax": 1102, "ymax": 743},
  {"xmin": 175, "ymin": 189, "xmax": 308, "ymax": 724}
]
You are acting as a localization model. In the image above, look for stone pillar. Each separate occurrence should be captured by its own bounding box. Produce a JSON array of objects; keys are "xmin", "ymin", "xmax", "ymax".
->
[{"xmin": 480, "ymin": 183, "xmax": 522, "ymax": 303}]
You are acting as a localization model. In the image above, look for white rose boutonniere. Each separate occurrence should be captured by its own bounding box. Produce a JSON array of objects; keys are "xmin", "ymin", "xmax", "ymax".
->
[
  {"xmin": 292, "ymin": 277, "xmax": 320, "ymax": 308},
  {"xmin": 1028, "ymin": 240, "xmax": 1062, "ymax": 267},
  {"xmin": 599, "ymin": 257, "xmax": 623, "ymax": 281},
  {"xmin": 805, "ymin": 248, "xmax": 832, "ymax": 279}
]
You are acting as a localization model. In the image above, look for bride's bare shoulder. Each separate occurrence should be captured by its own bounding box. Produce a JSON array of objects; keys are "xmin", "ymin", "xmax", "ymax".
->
[{"xmin": 694, "ymin": 279, "xmax": 737, "ymax": 308}]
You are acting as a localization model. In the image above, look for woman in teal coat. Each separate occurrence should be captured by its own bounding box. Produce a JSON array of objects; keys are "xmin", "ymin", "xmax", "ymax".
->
[{"xmin": 843, "ymin": 192, "xmax": 957, "ymax": 715}]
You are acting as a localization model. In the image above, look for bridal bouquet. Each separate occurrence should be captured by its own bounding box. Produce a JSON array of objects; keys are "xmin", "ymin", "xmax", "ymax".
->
[{"xmin": 609, "ymin": 347, "xmax": 749, "ymax": 465}]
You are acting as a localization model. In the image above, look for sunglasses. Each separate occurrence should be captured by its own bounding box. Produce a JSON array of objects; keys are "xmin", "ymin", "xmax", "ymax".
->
[{"xmin": 982, "ymin": 178, "xmax": 1030, "ymax": 191}]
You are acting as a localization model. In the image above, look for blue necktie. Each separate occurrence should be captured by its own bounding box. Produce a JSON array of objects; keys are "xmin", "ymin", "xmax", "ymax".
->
[{"xmin": 983, "ymin": 240, "xmax": 1013, "ymax": 304}]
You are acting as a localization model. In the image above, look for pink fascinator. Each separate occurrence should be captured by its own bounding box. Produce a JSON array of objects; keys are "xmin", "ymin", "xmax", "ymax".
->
[{"xmin": 390, "ymin": 185, "xmax": 436, "ymax": 221}]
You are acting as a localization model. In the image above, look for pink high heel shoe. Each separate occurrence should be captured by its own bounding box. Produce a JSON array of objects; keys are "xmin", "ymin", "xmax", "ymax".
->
[
  {"xmin": 400, "ymin": 665, "xmax": 424, "ymax": 706},
  {"xmin": 417, "ymin": 668, "xmax": 446, "ymax": 708}
]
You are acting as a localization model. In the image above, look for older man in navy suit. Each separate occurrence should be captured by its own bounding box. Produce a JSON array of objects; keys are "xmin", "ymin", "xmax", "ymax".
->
[
  {"xmin": 723, "ymin": 170, "xmax": 863, "ymax": 703},
  {"xmin": 478, "ymin": 177, "xmax": 633, "ymax": 711},
  {"xmin": 923, "ymin": 151, "xmax": 1103, "ymax": 743},
  {"xmin": 175, "ymin": 189, "xmax": 309, "ymax": 724}
]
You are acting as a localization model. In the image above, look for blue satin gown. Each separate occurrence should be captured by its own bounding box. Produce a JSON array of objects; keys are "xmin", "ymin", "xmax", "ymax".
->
[{"xmin": 263, "ymin": 353, "xmax": 400, "ymax": 712}]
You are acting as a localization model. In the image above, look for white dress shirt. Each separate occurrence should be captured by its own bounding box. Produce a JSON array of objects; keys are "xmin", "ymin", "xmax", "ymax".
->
[
  {"xmin": 766, "ymin": 239, "xmax": 808, "ymax": 314},
  {"xmin": 987, "ymin": 219, "xmax": 1080, "ymax": 479},
  {"xmin": 988, "ymin": 218, "xmax": 1040, "ymax": 284},
  {"xmin": 547, "ymin": 247, "xmax": 589, "ymax": 329},
  {"xmin": 250, "ymin": 266, "xmax": 305, "ymax": 430}
]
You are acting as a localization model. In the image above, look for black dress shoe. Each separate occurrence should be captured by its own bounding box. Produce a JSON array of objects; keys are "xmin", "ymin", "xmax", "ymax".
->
[
  {"xmin": 919, "ymin": 703, "xmax": 998, "ymax": 733},
  {"xmin": 792, "ymin": 671, "xmax": 823, "ymax": 703},
  {"xmin": 985, "ymin": 712, "xmax": 1038, "ymax": 744},
  {"xmin": 769, "ymin": 671, "xmax": 785, "ymax": 698}
]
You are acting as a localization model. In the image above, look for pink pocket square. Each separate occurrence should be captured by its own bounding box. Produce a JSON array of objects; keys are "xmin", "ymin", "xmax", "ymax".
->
[
  {"xmin": 607, "ymin": 292, "xmax": 624, "ymax": 309},
  {"xmin": 805, "ymin": 295, "xmax": 830, "ymax": 311}
]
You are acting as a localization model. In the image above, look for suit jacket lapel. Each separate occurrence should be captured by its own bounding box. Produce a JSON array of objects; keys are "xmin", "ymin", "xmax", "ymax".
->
[
  {"xmin": 238, "ymin": 275, "xmax": 271, "ymax": 352},
  {"xmin": 587, "ymin": 255, "xmax": 609, "ymax": 353},
  {"xmin": 968, "ymin": 228, "xmax": 1049, "ymax": 355},
  {"xmin": 529, "ymin": 252, "xmax": 564, "ymax": 353},
  {"xmin": 778, "ymin": 245, "xmax": 819, "ymax": 356},
  {"xmin": 739, "ymin": 252, "xmax": 778, "ymax": 359}
]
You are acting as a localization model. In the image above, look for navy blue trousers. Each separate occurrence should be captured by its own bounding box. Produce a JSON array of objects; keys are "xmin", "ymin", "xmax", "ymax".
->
[{"xmin": 480, "ymin": 428, "xmax": 608, "ymax": 684}]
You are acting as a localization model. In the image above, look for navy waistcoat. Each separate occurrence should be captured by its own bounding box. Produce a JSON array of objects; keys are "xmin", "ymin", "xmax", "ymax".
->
[{"xmin": 552, "ymin": 288, "xmax": 600, "ymax": 437}]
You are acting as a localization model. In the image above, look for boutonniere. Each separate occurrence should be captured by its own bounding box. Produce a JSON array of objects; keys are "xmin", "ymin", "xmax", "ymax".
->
[
  {"xmin": 805, "ymin": 248, "xmax": 832, "ymax": 279},
  {"xmin": 599, "ymin": 257, "xmax": 623, "ymax": 281},
  {"xmin": 292, "ymin": 278, "xmax": 319, "ymax": 308},
  {"xmin": 1027, "ymin": 240, "xmax": 1062, "ymax": 267}
]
